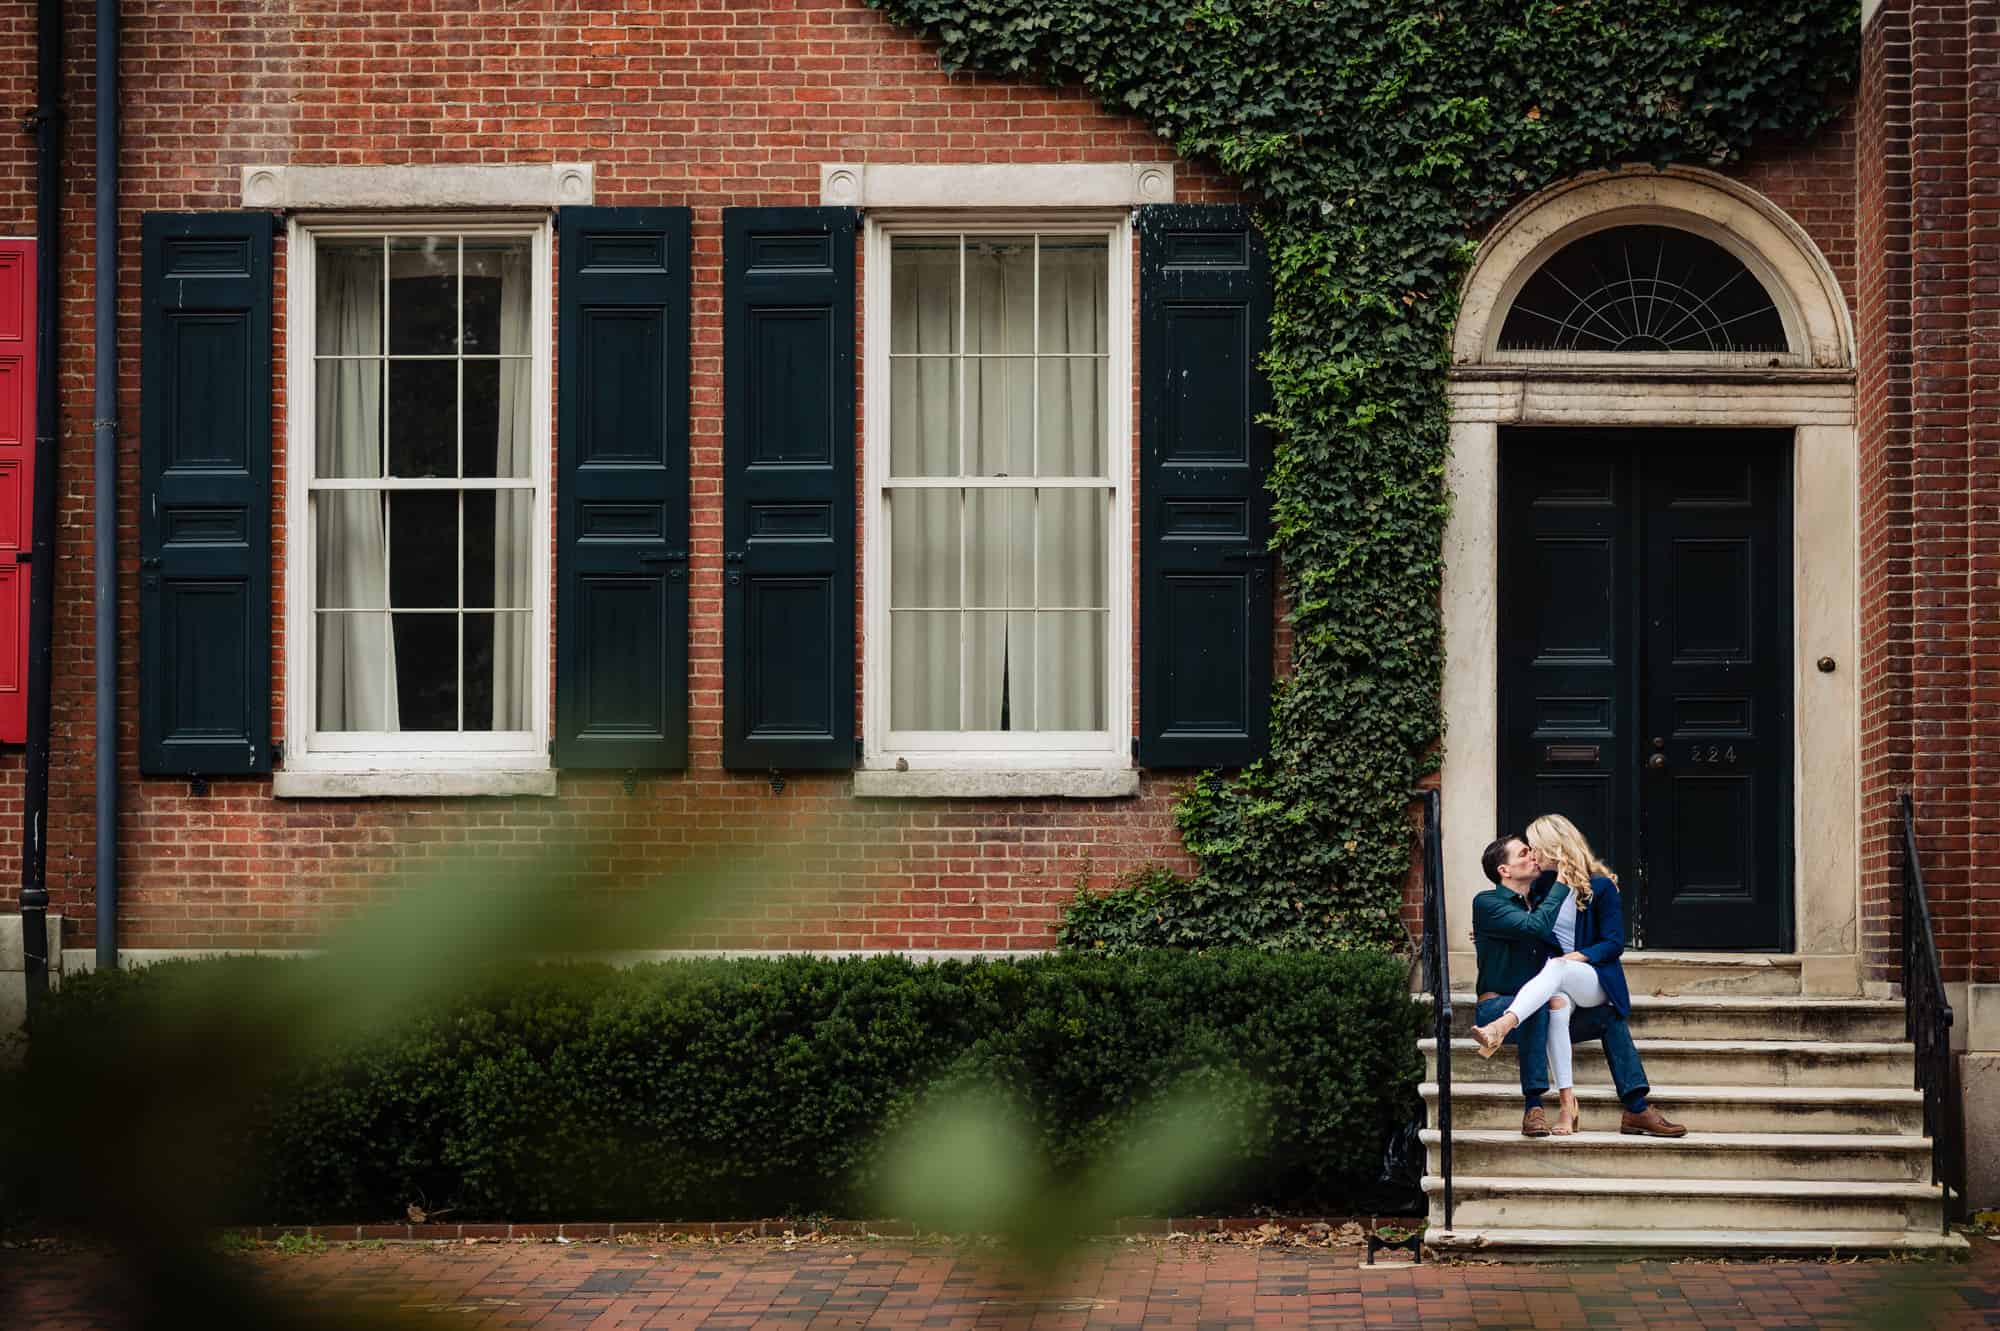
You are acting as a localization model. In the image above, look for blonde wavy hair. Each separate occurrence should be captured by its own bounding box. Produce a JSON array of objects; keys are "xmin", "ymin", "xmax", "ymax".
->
[{"xmin": 1524, "ymin": 813, "xmax": 1617, "ymax": 909}]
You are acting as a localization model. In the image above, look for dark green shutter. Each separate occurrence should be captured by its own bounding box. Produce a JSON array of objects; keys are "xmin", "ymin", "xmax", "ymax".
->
[
  {"xmin": 554, "ymin": 208, "xmax": 693, "ymax": 769},
  {"xmin": 1137, "ymin": 205, "xmax": 1275, "ymax": 768},
  {"xmin": 139, "ymin": 213, "xmax": 273, "ymax": 776},
  {"xmin": 720, "ymin": 208, "xmax": 856, "ymax": 770}
]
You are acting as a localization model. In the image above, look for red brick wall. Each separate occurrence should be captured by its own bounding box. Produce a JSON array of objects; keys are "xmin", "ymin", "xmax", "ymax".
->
[
  {"xmin": 1854, "ymin": 0, "xmax": 1996, "ymax": 987},
  {"xmin": 0, "ymin": 1, "xmax": 1893, "ymax": 965},
  {"xmin": 8, "ymin": 0, "xmax": 1238, "ymax": 952}
]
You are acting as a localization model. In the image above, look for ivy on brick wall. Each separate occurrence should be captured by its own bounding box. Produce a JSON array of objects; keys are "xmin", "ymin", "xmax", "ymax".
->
[{"xmin": 868, "ymin": 0, "xmax": 1857, "ymax": 950}]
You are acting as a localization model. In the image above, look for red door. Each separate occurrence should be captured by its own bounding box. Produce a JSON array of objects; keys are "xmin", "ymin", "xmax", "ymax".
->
[{"xmin": 0, "ymin": 241, "xmax": 34, "ymax": 743}]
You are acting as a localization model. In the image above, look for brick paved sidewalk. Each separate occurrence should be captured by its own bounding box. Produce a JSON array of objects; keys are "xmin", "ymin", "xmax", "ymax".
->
[{"xmin": 6, "ymin": 1235, "xmax": 1998, "ymax": 1329}]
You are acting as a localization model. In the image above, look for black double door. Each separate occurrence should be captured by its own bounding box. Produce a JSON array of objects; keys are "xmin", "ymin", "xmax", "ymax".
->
[{"xmin": 1499, "ymin": 429, "xmax": 1792, "ymax": 950}]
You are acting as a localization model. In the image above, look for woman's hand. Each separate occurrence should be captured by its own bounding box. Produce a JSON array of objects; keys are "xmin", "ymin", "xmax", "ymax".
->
[{"xmin": 1562, "ymin": 951, "xmax": 1586, "ymax": 963}]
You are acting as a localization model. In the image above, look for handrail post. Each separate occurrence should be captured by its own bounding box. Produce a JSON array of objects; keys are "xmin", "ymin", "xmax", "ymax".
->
[
  {"xmin": 1899, "ymin": 793, "xmax": 1962, "ymax": 1231},
  {"xmin": 1421, "ymin": 789, "xmax": 1452, "ymax": 1234}
]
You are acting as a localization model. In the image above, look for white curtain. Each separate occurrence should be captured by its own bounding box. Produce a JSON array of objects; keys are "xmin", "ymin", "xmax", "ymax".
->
[
  {"xmin": 888, "ymin": 237, "xmax": 1107, "ymax": 733},
  {"xmin": 315, "ymin": 248, "xmax": 398, "ymax": 731},
  {"xmin": 490, "ymin": 249, "xmax": 533, "ymax": 730}
]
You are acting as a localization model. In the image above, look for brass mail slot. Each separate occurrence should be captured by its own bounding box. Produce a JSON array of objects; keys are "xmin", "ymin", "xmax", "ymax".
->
[{"xmin": 1545, "ymin": 744, "xmax": 1601, "ymax": 765}]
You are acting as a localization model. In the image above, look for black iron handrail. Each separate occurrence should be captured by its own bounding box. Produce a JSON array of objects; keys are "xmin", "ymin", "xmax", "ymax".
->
[
  {"xmin": 1900, "ymin": 793, "xmax": 1963, "ymax": 1231},
  {"xmin": 1419, "ymin": 788, "xmax": 1453, "ymax": 1232}
]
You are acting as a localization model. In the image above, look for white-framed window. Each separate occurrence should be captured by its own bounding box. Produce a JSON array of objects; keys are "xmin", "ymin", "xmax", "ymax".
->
[
  {"xmin": 281, "ymin": 217, "xmax": 552, "ymax": 788},
  {"xmin": 862, "ymin": 215, "xmax": 1133, "ymax": 771}
]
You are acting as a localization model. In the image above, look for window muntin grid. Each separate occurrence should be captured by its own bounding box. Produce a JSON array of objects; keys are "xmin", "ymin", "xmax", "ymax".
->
[
  {"xmin": 883, "ymin": 231, "xmax": 1115, "ymax": 735},
  {"xmin": 306, "ymin": 231, "xmax": 539, "ymax": 739},
  {"xmin": 1497, "ymin": 224, "xmax": 1790, "ymax": 355}
]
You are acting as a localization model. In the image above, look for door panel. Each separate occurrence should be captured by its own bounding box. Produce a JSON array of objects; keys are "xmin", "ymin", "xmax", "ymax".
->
[
  {"xmin": 1640, "ymin": 437, "xmax": 1790, "ymax": 947},
  {"xmin": 1500, "ymin": 429, "xmax": 1790, "ymax": 950},
  {"xmin": 1499, "ymin": 437, "xmax": 1637, "ymax": 887}
]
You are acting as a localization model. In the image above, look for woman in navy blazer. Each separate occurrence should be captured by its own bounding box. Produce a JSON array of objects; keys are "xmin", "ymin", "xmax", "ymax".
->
[{"xmin": 1469, "ymin": 813, "xmax": 1632, "ymax": 1135}]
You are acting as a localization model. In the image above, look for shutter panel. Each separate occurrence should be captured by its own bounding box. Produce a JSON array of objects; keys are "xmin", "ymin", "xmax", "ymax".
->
[
  {"xmin": 1137, "ymin": 205, "xmax": 1275, "ymax": 768},
  {"xmin": 554, "ymin": 207, "xmax": 692, "ymax": 769},
  {"xmin": 139, "ymin": 213, "xmax": 273, "ymax": 776},
  {"xmin": 720, "ymin": 208, "xmax": 856, "ymax": 771},
  {"xmin": 0, "ymin": 241, "xmax": 33, "ymax": 743}
]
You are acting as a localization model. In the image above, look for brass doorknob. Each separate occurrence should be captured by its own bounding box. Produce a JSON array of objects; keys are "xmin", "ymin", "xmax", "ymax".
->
[{"xmin": 1647, "ymin": 753, "xmax": 1667, "ymax": 771}]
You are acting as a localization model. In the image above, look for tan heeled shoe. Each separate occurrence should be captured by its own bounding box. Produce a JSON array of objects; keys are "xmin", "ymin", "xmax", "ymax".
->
[{"xmin": 1551, "ymin": 1100, "xmax": 1580, "ymax": 1136}]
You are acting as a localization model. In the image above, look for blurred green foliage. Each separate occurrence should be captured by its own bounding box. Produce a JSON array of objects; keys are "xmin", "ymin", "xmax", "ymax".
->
[{"xmin": 9, "ymin": 948, "xmax": 1422, "ymax": 1225}]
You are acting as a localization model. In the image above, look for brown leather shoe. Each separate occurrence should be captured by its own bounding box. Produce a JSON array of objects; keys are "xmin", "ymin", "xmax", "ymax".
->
[
  {"xmin": 1619, "ymin": 1105, "xmax": 1687, "ymax": 1138},
  {"xmin": 1521, "ymin": 1106, "xmax": 1551, "ymax": 1138}
]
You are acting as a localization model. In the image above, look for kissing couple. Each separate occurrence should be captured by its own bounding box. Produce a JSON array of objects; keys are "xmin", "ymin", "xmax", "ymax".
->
[{"xmin": 1467, "ymin": 814, "xmax": 1687, "ymax": 1140}]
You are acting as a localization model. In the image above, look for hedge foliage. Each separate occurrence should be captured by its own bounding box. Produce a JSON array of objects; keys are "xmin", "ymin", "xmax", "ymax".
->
[
  {"xmin": 861, "ymin": 0, "xmax": 1859, "ymax": 950},
  {"xmin": 15, "ymin": 950, "xmax": 1423, "ymax": 1223}
]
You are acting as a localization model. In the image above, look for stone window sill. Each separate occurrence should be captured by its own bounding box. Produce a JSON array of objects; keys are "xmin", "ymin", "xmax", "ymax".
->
[
  {"xmin": 273, "ymin": 768, "xmax": 558, "ymax": 799},
  {"xmin": 852, "ymin": 768, "xmax": 1140, "ymax": 800}
]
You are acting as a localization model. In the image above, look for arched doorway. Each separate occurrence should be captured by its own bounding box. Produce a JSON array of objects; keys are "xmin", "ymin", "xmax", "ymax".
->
[{"xmin": 1441, "ymin": 167, "xmax": 1860, "ymax": 992}]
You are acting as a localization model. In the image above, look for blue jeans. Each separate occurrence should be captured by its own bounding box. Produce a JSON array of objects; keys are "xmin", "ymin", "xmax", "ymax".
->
[{"xmin": 1474, "ymin": 994, "xmax": 1650, "ymax": 1111}]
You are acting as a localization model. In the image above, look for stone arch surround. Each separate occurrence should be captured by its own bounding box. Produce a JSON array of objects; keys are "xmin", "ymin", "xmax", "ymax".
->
[{"xmin": 1440, "ymin": 166, "xmax": 1861, "ymax": 995}]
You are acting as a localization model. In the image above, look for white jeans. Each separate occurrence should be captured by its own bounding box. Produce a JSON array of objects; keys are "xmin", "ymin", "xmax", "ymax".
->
[{"xmin": 1505, "ymin": 958, "xmax": 1609, "ymax": 1092}]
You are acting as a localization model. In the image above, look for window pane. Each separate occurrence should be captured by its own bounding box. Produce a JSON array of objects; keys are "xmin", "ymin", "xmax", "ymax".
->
[
  {"xmin": 890, "ymin": 611, "xmax": 959, "ymax": 730},
  {"xmin": 316, "ymin": 611, "xmax": 391, "ymax": 731},
  {"xmin": 387, "ymin": 360, "xmax": 457, "ymax": 477},
  {"xmin": 315, "ymin": 491, "xmax": 388, "ymax": 609},
  {"xmin": 462, "ymin": 359, "xmax": 533, "ymax": 478},
  {"xmin": 1038, "ymin": 238, "xmax": 1108, "ymax": 355},
  {"xmin": 314, "ymin": 361, "xmax": 383, "ymax": 478},
  {"xmin": 889, "ymin": 356, "xmax": 957, "ymax": 478},
  {"xmin": 964, "ymin": 237, "xmax": 1033, "ymax": 354},
  {"xmin": 391, "ymin": 613, "xmax": 459, "ymax": 730},
  {"xmin": 1035, "ymin": 611, "xmax": 1106, "ymax": 730},
  {"xmin": 966, "ymin": 358, "xmax": 1033, "ymax": 478},
  {"xmin": 890, "ymin": 238, "xmax": 959, "ymax": 355},
  {"xmin": 1036, "ymin": 358, "xmax": 1105, "ymax": 477},
  {"xmin": 465, "ymin": 490, "xmax": 532, "ymax": 610},
  {"xmin": 965, "ymin": 489, "xmax": 1034, "ymax": 609},
  {"xmin": 965, "ymin": 611, "xmax": 1036, "ymax": 731},
  {"xmin": 462, "ymin": 238, "xmax": 532, "ymax": 355},
  {"xmin": 1037, "ymin": 489, "xmax": 1108, "ymax": 608},
  {"xmin": 315, "ymin": 240, "xmax": 383, "ymax": 357},
  {"xmin": 889, "ymin": 488, "xmax": 960, "ymax": 609},
  {"xmin": 388, "ymin": 491, "xmax": 459, "ymax": 608},
  {"xmin": 464, "ymin": 612, "xmax": 532, "ymax": 731},
  {"xmin": 387, "ymin": 236, "xmax": 458, "ymax": 355}
]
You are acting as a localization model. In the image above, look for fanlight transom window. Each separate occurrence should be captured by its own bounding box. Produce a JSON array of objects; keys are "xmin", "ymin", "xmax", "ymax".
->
[{"xmin": 1497, "ymin": 225, "xmax": 1788, "ymax": 355}]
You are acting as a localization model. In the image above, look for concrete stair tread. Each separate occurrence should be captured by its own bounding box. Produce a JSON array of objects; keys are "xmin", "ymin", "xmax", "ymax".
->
[
  {"xmin": 1423, "ymin": 1175, "xmax": 1943, "ymax": 1200},
  {"xmin": 1422, "ymin": 1037, "xmax": 1912, "ymax": 1054},
  {"xmin": 1419, "ymin": 1129, "xmax": 1932, "ymax": 1152},
  {"xmin": 1421, "ymin": 1081, "xmax": 1922, "ymax": 1104},
  {"xmin": 1424, "ymin": 1227, "xmax": 1970, "ymax": 1258}
]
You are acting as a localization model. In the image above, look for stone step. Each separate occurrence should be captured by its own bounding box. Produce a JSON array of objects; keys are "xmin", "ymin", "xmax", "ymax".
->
[
  {"xmin": 1421, "ymin": 994, "xmax": 1904, "ymax": 1043},
  {"xmin": 1442, "ymin": 950, "xmax": 1803, "ymax": 997},
  {"xmin": 1421, "ymin": 1129, "xmax": 1935, "ymax": 1183},
  {"xmin": 1422, "ymin": 1175, "xmax": 1946, "ymax": 1233},
  {"xmin": 1423, "ymin": 1226, "xmax": 1969, "ymax": 1262},
  {"xmin": 1421, "ymin": 1082, "xmax": 1926, "ymax": 1135},
  {"xmin": 1422, "ymin": 1037, "xmax": 1912, "ymax": 1088}
]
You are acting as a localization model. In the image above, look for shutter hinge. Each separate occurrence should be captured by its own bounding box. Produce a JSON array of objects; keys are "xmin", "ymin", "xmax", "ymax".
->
[
  {"xmin": 855, "ymin": 737, "xmax": 864, "ymax": 762},
  {"xmin": 1131, "ymin": 736, "xmax": 1140, "ymax": 762},
  {"xmin": 271, "ymin": 740, "xmax": 283, "ymax": 769}
]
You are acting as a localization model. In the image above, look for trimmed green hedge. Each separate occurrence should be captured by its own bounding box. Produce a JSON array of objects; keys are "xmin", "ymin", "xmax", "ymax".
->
[{"xmin": 16, "ymin": 950, "xmax": 1422, "ymax": 1223}]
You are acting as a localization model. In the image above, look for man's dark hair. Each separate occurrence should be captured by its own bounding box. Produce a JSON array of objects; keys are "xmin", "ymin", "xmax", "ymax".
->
[{"xmin": 1482, "ymin": 835, "xmax": 1524, "ymax": 885}]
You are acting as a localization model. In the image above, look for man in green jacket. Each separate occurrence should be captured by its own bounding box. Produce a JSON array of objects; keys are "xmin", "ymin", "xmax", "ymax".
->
[{"xmin": 1470, "ymin": 835, "xmax": 1570, "ymax": 1136}]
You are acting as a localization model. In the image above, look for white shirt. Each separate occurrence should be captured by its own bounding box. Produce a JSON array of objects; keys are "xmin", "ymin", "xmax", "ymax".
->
[{"xmin": 1553, "ymin": 889, "xmax": 1578, "ymax": 954}]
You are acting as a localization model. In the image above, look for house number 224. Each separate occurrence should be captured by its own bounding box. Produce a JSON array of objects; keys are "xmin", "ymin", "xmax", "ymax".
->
[{"xmin": 1689, "ymin": 745, "xmax": 1738, "ymax": 764}]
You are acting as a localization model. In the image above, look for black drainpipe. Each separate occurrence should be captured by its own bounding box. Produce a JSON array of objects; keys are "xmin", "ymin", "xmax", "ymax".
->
[
  {"xmin": 93, "ymin": 0, "xmax": 119, "ymax": 973},
  {"xmin": 20, "ymin": 0, "xmax": 62, "ymax": 1015}
]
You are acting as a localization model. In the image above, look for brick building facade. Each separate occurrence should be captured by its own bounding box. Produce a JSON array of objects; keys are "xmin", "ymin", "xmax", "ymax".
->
[{"xmin": 0, "ymin": 0, "xmax": 1987, "ymax": 1064}]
